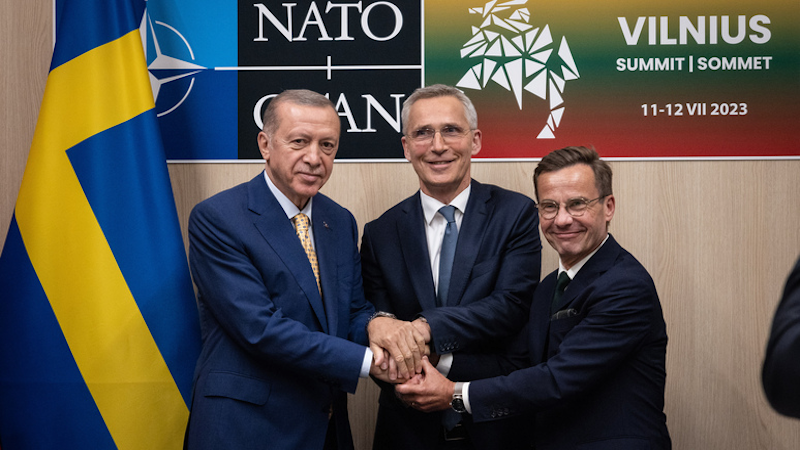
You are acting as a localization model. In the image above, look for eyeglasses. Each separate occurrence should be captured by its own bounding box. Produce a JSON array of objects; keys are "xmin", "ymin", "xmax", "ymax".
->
[
  {"xmin": 406, "ymin": 126, "xmax": 472, "ymax": 144},
  {"xmin": 536, "ymin": 196, "xmax": 606, "ymax": 220}
]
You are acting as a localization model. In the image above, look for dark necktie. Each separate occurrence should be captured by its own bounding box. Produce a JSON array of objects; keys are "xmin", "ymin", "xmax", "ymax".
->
[
  {"xmin": 437, "ymin": 205, "xmax": 458, "ymax": 307},
  {"xmin": 550, "ymin": 271, "xmax": 571, "ymax": 314}
]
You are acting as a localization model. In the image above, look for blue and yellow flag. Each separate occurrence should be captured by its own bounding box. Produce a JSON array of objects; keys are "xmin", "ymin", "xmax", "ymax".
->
[{"xmin": 0, "ymin": 1, "xmax": 201, "ymax": 448}]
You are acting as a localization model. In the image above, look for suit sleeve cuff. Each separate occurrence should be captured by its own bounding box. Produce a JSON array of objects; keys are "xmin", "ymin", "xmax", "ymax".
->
[{"xmin": 360, "ymin": 347, "xmax": 373, "ymax": 378}]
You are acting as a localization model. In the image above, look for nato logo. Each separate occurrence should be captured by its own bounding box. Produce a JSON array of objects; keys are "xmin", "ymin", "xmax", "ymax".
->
[
  {"xmin": 139, "ymin": 0, "xmax": 422, "ymax": 160},
  {"xmin": 141, "ymin": 0, "xmax": 238, "ymax": 160},
  {"xmin": 140, "ymin": 8, "xmax": 204, "ymax": 117}
]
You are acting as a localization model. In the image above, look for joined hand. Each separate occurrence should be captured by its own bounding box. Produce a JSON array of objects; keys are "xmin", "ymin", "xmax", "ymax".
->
[
  {"xmin": 367, "ymin": 316, "xmax": 430, "ymax": 379},
  {"xmin": 394, "ymin": 356, "xmax": 454, "ymax": 412}
]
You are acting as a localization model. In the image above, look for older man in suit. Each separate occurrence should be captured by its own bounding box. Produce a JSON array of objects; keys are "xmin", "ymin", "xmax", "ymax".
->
[
  {"xmin": 361, "ymin": 84, "xmax": 541, "ymax": 449},
  {"xmin": 397, "ymin": 146, "xmax": 671, "ymax": 450},
  {"xmin": 184, "ymin": 89, "xmax": 409, "ymax": 450}
]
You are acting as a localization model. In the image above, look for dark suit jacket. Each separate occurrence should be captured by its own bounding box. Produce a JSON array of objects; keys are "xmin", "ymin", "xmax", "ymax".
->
[
  {"xmin": 763, "ymin": 255, "xmax": 800, "ymax": 418},
  {"xmin": 184, "ymin": 173, "xmax": 374, "ymax": 450},
  {"xmin": 361, "ymin": 180, "xmax": 541, "ymax": 449},
  {"xmin": 470, "ymin": 235, "xmax": 671, "ymax": 450}
]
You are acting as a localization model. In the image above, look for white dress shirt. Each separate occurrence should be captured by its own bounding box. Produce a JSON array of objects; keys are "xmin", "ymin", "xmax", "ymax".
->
[{"xmin": 419, "ymin": 186, "xmax": 471, "ymax": 376}]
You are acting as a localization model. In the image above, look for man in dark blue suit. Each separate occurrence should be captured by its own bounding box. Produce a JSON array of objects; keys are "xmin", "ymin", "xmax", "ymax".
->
[
  {"xmin": 184, "ymin": 90, "xmax": 407, "ymax": 450},
  {"xmin": 361, "ymin": 84, "xmax": 541, "ymax": 449},
  {"xmin": 397, "ymin": 146, "xmax": 671, "ymax": 449},
  {"xmin": 763, "ymin": 255, "xmax": 800, "ymax": 418}
]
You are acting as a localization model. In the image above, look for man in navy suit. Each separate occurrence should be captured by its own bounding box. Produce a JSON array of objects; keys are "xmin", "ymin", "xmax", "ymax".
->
[
  {"xmin": 397, "ymin": 146, "xmax": 672, "ymax": 449},
  {"xmin": 361, "ymin": 84, "xmax": 541, "ymax": 449},
  {"xmin": 763, "ymin": 255, "xmax": 800, "ymax": 418},
  {"xmin": 184, "ymin": 89, "xmax": 411, "ymax": 450}
]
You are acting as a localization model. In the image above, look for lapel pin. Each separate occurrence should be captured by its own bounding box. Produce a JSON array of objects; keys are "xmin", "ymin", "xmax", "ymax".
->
[{"xmin": 323, "ymin": 221, "xmax": 329, "ymax": 229}]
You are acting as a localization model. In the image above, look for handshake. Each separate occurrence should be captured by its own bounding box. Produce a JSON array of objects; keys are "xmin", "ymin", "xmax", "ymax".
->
[
  {"xmin": 365, "ymin": 314, "xmax": 456, "ymax": 413},
  {"xmin": 366, "ymin": 315, "xmax": 435, "ymax": 383}
]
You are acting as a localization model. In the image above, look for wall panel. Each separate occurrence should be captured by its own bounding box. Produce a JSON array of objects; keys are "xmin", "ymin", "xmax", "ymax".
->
[{"xmin": 0, "ymin": 1, "xmax": 50, "ymax": 247}]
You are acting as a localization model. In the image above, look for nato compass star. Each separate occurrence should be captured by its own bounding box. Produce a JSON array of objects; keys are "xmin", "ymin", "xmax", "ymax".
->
[
  {"xmin": 455, "ymin": 0, "xmax": 580, "ymax": 139},
  {"xmin": 140, "ymin": 6, "xmax": 205, "ymax": 117}
]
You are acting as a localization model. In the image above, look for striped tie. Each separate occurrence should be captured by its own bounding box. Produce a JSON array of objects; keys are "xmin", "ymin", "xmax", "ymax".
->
[{"xmin": 292, "ymin": 213, "xmax": 321, "ymax": 295}]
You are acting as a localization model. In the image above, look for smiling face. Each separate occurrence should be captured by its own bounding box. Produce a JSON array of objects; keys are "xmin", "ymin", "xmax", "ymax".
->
[
  {"xmin": 536, "ymin": 164, "xmax": 615, "ymax": 269},
  {"xmin": 401, "ymin": 96, "xmax": 481, "ymax": 204},
  {"xmin": 258, "ymin": 102, "xmax": 340, "ymax": 209}
]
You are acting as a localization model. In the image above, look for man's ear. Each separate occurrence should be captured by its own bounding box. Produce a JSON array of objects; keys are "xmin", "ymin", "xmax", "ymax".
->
[
  {"xmin": 470, "ymin": 129, "xmax": 482, "ymax": 156},
  {"xmin": 257, "ymin": 131, "xmax": 270, "ymax": 161},
  {"xmin": 402, "ymin": 136, "xmax": 411, "ymax": 162},
  {"xmin": 604, "ymin": 195, "xmax": 616, "ymax": 224}
]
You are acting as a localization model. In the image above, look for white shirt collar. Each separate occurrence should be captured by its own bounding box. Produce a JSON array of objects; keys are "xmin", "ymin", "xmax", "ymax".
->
[
  {"xmin": 559, "ymin": 234, "xmax": 610, "ymax": 280},
  {"xmin": 420, "ymin": 184, "xmax": 471, "ymax": 225},
  {"xmin": 263, "ymin": 171, "xmax": 313, "ymax": 220}
]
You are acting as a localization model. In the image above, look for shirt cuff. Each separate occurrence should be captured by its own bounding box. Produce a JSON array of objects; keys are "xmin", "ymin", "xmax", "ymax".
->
[
  {"xmin": 360, "ymin": 347, "xmax": 373, "ymax": 378},
  {"xmin": 463, "ymin": 381, "xmax": 473, "ymax": 414},
  {"xmin": 436, "ymin": 353, "xmax": 453, "ymax": 377}
]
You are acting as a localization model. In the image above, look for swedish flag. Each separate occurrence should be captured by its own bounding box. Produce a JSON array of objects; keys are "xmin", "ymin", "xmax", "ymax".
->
[{"xmin": 0, "ymin": 1, "xmax": 201, "ymax": 448}]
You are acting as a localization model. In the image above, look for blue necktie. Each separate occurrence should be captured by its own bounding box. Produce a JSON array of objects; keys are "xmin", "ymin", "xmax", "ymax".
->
[
  {"xmin": 437, "ymin": 205, "xmax": 458, "ymax": 307},
  {"xmin": 437, "ymin": 205, "xmax": 462, "ymax": 430}
]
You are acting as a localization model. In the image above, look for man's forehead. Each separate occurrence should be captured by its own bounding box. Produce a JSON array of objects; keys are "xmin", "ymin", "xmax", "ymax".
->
[
  {"xmin": 539, "ymin": 165, "xmax": 597, "ymax": 195},
  {"xmin": 408, "ymin": 97, "xmax": 467, "ymax": 124},
  {"xmin": 277, "ymin": 103, "xmax": 339, "ymax": 126},
  {"xmin": 279, "ymin": 101, "xmax": 336, "ymax": 115}
]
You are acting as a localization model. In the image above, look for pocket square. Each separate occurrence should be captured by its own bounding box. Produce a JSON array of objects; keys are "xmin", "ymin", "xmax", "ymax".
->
[{"xmin": 551, "ymin": 308, "xmax": 579, "ymax": 320}]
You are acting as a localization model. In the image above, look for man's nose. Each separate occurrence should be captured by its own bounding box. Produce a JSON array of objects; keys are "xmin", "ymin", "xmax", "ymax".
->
[
  {"xmin": 553, "ymin": 205, "xmax": 573, "ymax": 226},
  {"xmin": 431, "ymin": 130, "xmax": 447, "ymax": 151},
  {"xmin": 304, "ymin": 143, "xmax": 322, "ymax": 165}
]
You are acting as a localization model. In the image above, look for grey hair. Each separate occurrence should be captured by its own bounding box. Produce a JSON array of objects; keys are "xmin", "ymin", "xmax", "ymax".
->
[
  {"xmin": 261, "ymin": 89, "xmax": 337, "ymax": 136},
  {"xmin": 401, "ymin": 84, "xmax": 478, "ymax": 135}
]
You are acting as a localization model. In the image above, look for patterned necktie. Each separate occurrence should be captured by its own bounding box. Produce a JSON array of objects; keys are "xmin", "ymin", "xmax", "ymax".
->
[
  {"xmin": 550, "ymin": 271, "xmax": 571, "ymax": 314},
  {"xmin": 292, "ymin": 213, "xmax": 321, "ymax": 295},
  {"xmin": 437, "ymin": 205, "xmax": 458, "ymax": 307}
]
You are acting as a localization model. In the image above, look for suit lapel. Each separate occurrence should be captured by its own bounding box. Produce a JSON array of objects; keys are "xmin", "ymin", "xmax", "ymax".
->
[
  {"xmin": 248, "ymin": 174, "xmax": 329, "ymax": 334},
  {"xmin": 397, "ymin": 194, "xmax": 437, "ymax": 312},
  {"xmin": 313, "ymin": 203, "xmax": 338, "ymax": 336},
  {"xmin": 530, "ymin": 271, "xmax": 557, "ymax": 363},
  {"xmin": 447, "ymin": 180, "xmax": 487, "ymax": 307},
  {"xmin": 558, "ymin": 234, "xmax": 620, "ymax": 309}
]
